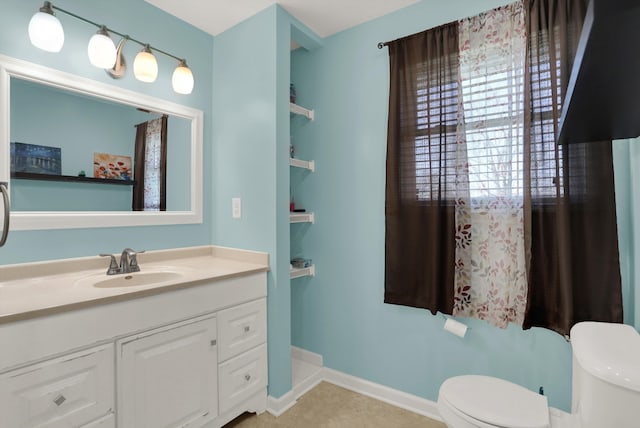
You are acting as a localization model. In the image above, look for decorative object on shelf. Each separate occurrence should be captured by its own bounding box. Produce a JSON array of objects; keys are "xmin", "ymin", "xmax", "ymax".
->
[
  {"xmin": 27, "ymin": 1, "xmax": 194, "ymax": 94},
  {"xmin": 78, "ymin": 170, "xmax": 86, "ymax": 177},
  {"xmin": 10, "ymin": 142, "xmax": 61, "ymax": 175},
  {"xmin": 291, "ymin": 257, "xmax": 312, "ymax": 269},
  {"xmin": 93, "ymin": 153, "xmax": 131, "ymax": 180},
  {"xmin": 290, "ymin": 83, "xmax": 296, "ymax": 103},
  {"xmin": 290, "ymin": 143, "xmax": 295, "ymax": 158}
]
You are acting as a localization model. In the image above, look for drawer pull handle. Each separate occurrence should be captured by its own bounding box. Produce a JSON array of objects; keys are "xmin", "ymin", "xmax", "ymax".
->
[
  {"xmin": 210, "ymin": 339, "xmax": 217, "ymax": 347},
  {"xmin": 53, "ymin": 395, "xmax": 66, "ymax": 406},
  {"xmin": 244, "ymin": 326, "xmax": 250, "ymax": 333},
  {"xmin": 244, "ymin": 374, "xmax": 251, "ymax": 381}
]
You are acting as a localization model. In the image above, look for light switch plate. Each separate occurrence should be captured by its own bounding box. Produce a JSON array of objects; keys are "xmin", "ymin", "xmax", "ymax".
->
[{"xmin": 232, "ymin": 197, "xmax": 241, "ymax": 219}]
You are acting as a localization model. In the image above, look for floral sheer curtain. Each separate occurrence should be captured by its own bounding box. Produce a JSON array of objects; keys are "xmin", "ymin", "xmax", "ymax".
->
[
  {"xmin": 453, "ymin": 2, "xmax": 528, "ymax": 327},
  {"xmin": 384, "ymin": 0, "xmax": 622, "ymax": 334}
]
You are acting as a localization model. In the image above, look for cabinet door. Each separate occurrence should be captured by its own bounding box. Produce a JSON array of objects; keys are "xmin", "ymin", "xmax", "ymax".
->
[
  {"xmin": 0, "ymin": 344, "xmax": 114, "ymax": 428},
  {"xmin": 118, "ymin": 316, "xmax": 218, "ymax": 428}
]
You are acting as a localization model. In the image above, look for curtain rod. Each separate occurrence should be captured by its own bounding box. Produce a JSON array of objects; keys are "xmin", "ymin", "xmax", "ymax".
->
[{"xmin": 377, "ymin": 42, "xmax": 389, "ymax": 49}]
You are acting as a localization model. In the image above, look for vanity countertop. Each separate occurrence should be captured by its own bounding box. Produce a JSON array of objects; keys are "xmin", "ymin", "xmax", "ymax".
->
[{"xmin": 0, "ymin": 245, "xmax": 269, "ymax": 324}]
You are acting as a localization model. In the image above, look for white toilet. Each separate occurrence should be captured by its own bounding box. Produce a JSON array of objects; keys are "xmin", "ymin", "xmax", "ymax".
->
[{"xmin": 437, "ymin": 321, "xmax": 640, "ymax": 428}]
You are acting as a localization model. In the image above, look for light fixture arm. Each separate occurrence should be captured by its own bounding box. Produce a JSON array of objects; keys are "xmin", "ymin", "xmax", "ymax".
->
[{"xmin": 48, "ymin": 3, "xmax": 184, "ymax": 63}]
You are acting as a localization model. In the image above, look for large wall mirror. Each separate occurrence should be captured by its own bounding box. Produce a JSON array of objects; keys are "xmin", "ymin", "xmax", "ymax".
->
[{"xmin": 0, "ymin": 54, "xmax": 203, "ymax": 230}]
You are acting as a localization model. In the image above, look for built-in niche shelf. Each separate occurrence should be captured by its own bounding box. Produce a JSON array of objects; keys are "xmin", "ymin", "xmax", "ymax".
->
[
  {"xmin": 290, "ymin": 103, "xmax": 314, "ymax": 121},
  {"xmin": 290, "ymin": 212, "xmax": 314, "ymax": 224},
  {"xmin": 290, "ymin": 265, "xmax": 315, "ymax": 279},
  {"xmin": 11, "ymin": 172, "xmax": 135, "ymax": 186},
  {"xmin": 289, "ymin": 158, "xmax": 315, "ymax": 172}
]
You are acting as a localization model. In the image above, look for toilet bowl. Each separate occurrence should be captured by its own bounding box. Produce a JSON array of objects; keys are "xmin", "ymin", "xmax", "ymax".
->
[{"xmin": 437, "ymin": 322, "xmax": 640, "ymax": 428}]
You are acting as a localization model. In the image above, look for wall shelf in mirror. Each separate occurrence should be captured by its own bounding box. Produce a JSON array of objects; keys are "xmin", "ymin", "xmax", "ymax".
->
[{"xmin": 12, "ymin": 172, "xmax": 135, "ymax": 186}]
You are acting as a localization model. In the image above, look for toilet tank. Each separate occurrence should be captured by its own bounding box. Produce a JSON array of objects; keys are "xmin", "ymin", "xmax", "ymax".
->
[{"xmin": 570, "ymin": 322, "xmax": 640, "ymax": 428}]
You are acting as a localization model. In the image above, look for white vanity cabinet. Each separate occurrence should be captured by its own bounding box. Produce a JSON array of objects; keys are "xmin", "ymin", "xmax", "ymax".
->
[{"xmin": 0, "ymin": 270, "xmax": 268, "ymax": 428}]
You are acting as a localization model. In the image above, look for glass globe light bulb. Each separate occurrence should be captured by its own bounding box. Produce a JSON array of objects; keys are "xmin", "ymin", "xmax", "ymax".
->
[
  {"xmin": 28, "ymin": 3, "xmax": 64, "ymax": 53},
  {"xmin": 88, "ymin": 27, "xmax": 117, "ymax": 69},
  {"xmin": 134, "ymin": 45, "xmax": 158, "ymax": 83},
  {"xmin": 172, "ymin": 61, "xmax": 194, "ymax": 94}
]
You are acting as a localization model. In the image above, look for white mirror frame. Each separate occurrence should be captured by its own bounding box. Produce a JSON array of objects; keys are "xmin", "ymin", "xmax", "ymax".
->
[{"xmin": 0, "ymin": 54, "xmax": 203, "ymax": 230}]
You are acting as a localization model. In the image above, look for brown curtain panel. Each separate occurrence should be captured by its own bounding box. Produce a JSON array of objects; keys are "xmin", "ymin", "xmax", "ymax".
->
[
  {"xmin": 132, "ymin": 121, "xmax": 147, "ymax": 211},
  {"xmin": 523, "ymin": 0, "xmax": 622, "ymax": 335},
  {"xmin": 384, "ymin": 23, "xmax": 459, "ymax": 314},
  {"xmin": 159, "ymin": 114, "xmax": 168, "ymax": 211}
]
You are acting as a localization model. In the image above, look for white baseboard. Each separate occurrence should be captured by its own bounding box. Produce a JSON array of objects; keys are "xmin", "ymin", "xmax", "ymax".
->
[
  {"xmin": 266, "ymin": 389, "xmax": 298, "ymax": 417},
  {"xmin": 266, "ymin": 348, "xmax": 442, "ymax": 423},
  {"xmin": 323, "ymin": 368, "xmax": 442, "ymax": 422},
  {"xmin": 291, "ymin": 346, "xmax": 324, "ymax": 366}
]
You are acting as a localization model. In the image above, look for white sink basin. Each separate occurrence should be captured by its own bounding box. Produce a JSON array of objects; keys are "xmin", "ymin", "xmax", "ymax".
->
[{"xmin": 88, "ymin": 271, "xmax": 184, "ymax": 288}]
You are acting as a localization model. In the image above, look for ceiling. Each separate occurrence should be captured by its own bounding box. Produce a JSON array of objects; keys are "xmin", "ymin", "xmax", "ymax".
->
[{"xmin": 144, "ymin": 0, "xmax": 420, "ymax": 38}]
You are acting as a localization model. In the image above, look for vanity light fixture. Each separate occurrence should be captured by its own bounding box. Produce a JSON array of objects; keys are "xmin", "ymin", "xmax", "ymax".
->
[{"xmin": 28, "ymin": 1, "xmax": 195, "ymax": 94}]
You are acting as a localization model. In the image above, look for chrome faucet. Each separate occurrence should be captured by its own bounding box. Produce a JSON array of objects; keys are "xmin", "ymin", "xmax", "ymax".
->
[{"xmin": 100, "ymin": 248, "xmax": 145, "ymax": 275}]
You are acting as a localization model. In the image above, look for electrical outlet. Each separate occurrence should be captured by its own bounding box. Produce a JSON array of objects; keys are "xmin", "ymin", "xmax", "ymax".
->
[{"xmin": 232, "ymin": 197, "xmax": 241, "ymax": 219}]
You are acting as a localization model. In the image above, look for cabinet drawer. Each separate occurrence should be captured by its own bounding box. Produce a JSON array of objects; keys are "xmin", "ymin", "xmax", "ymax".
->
[
  {"xmin": 80, "ymin": 413, "xmax": 115, "ymax": 427},
  {"xmin": 218, "ymin": 298, "xmax": 266, "ymax": 362},
  {"xmin": 0, "ymin": 344, "xmax": 114, "ymax": 428},
  {"xmin": 218, "ymin": 344, "xmax": 268, "ymax": 414}
]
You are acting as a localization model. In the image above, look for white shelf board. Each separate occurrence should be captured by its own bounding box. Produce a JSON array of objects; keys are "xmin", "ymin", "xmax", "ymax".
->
[
  {"xmin": 290, "ymin": 102, "xmax": 314, "ymax": 120},
  {"xmin": 289, "ymin": 158, "xmax": 315, "ymax": 171},
  {"xmin": 290, "ymin": 265, "xmax": 315, "ymax": 279},
  {"xmin": 290, "ymin": 212, "xmax": 314, "ymax": 224}
]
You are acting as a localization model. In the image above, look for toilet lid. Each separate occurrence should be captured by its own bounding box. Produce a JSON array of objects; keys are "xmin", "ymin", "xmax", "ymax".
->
[{"xmin": 439, "ymin": 375, "xmax": 549, "ymax": 428}]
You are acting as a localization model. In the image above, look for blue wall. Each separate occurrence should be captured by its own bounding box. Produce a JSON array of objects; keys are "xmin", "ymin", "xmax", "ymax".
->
[
  {"xmin": 286, "ymin": 0, "xmax": 638, "ymax": 412},
  {"xmin": 0, "ymin": 0, "xmax": 213, "ymax": 264},
  {"xmin": 211, "ymin": 5, "xmax": 292, "ymax": 398}
]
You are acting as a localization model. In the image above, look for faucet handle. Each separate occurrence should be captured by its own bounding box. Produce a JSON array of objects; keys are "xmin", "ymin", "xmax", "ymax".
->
[
  {"xmin": 126, "ymin": 249, "xmax": 145, "ymax": 272},
  {"xmin": 99, "ymin": 254, "xmax": 120, "ymax": 275}
]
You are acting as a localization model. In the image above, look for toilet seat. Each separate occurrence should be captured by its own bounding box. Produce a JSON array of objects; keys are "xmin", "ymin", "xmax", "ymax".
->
[{"xmin": 438, "ymin": 375, "xmax": 550, "ymax": 428}]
